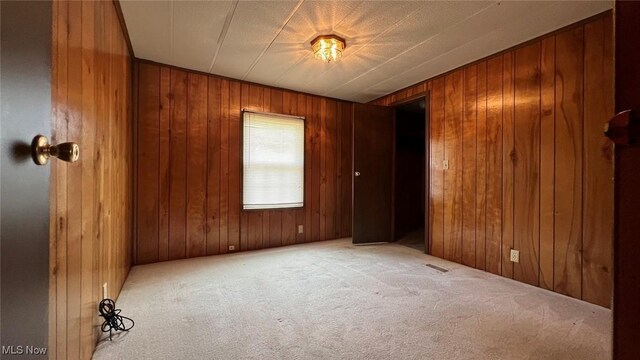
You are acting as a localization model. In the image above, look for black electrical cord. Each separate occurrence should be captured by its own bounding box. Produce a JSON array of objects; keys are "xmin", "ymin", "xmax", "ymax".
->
[{"xmin": 98, "ymin": 298, "xmax": 135, "ymax": 341}]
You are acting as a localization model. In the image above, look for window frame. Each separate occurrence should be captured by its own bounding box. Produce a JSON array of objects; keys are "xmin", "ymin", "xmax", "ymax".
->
[{"xmin": 240, "ymin": 109, "xmax": 306, "ymax": 212}]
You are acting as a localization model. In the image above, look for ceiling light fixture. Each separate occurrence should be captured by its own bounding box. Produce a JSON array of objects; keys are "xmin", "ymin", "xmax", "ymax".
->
[{"xmin": 311, "ymin": 35, "xmax": 346, "ymax": 63}]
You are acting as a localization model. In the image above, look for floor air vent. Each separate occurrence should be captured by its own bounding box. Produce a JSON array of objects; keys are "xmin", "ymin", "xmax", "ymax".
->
[{"xmin": 425, "ymin": 264, "xmax": 448, "ymax": 273}]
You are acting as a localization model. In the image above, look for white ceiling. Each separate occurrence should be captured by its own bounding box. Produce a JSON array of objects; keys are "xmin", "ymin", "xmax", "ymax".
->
[{"xmin": 120, "ymin": 0, "xmax": 612, "ymax": 103}]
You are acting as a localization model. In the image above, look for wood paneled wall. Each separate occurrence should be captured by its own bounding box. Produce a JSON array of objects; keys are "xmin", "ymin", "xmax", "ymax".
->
[
  {"xmin": 134, "ymin": 61, "xmax": 353, "ymax": 264},
  {"xmin": 50, "ymin": 0, "xmax": 133, "ymax": 358},
  {"xmin": 372, "ymin": 13, "xmax": 613, "ymax": 308}
]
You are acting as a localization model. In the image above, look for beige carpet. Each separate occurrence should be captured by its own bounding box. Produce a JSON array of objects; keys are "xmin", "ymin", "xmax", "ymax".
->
[{"xmin": 93, "ymin": 239, "xmax": 611, "ymax": 360}]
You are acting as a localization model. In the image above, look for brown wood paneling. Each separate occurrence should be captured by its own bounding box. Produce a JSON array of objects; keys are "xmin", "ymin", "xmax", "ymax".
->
[
  {"xmin": 135, "ymin": 62, "xmax": 354, "ymax": 261},
  {"xmin": 370, "ymin": 13, "xmax": 613, "ymax": 308},
  {"xmin": 186, "ymin": 73, "xmax": 208, "ymax": 258},
  {"xmin": 168, "ymin": 69, "xmax": 188, "ymax": 260},
  {"xmin": 502, "ymin": 52, "xmax": 515, "ymax": 279},
  {"xmin": 206, "ymin": 77, "xmax": 222, "ymax": 255},
  {"xmin": 539, "ymin": 36, "xmax": 556, "ymax": 291},
  {"xmin": 485, "ymin": 55, "xmax": 503, "ymax": 276},
  {"xmin": 444, "ymin": 71, "xmax": 463, "ymax": 263},
  {"xmin": 326, "ymin": 100, "xmax": 338, "ymax": 239},
  {"xmin": 136, "ymin": 63, "xmax": 160, "ymax": 264},
  {"xmin": 219, "ymin": 79, "xmax": 231, "ymax": 252},
  {"xmin": 462, "ymin": 65, "xmax": 477, "ymax": 267},
  {"xmin": 429, "ymin": 77, "xmax": 445, "ymax": 258},
  {"xmin": 50, "ymin": 0, "xmax": 134, "ymax": 358},
  {"xmin": 554, "ymin": 26, "xmax": 584, "ymax": 299},
  {"xmin": 475, "ymin": 62, "xmax": 488, "ymax": 271},
  {"xmin": 228, "ymin": 81, "xmax": 242, "ymax": 251},
  {"xmin": 582, "ymin": 15, "xmax": 613, "ymax": 307},
  {"xmin": 513, "ymin": 42, "xmax": 541, "ymax": 286},
  {"xmin": 158, "ymin": 67, "xmax": 171, "ymax": 261}
]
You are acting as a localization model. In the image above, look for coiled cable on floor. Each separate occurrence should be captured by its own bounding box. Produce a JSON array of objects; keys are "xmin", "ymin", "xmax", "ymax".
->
[{"xmin": 98, "ymin": 298, "xmax": 135, "ymax": 341}]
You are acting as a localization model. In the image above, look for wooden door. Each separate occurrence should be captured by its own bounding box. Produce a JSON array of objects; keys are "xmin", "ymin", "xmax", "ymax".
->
[
  {"xmin": 0, "ymin": 0, "xmax": 52, "ymax": 352},
  {"xmin": 352, "ymin": 103, "xmax": 394, "ymax": 244},
  {"xmin": 612, "ymin": 2, "xmax": 640, "ymax": 359}
]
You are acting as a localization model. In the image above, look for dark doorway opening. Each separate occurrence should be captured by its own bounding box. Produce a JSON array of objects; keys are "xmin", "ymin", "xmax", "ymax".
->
[{"xmin": 393, "ymin": 98, "xmax": 427, "ymax": 252}]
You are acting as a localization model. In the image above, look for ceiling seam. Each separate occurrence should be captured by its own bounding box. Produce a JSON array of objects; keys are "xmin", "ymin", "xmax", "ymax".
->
[
  {"xmin": 240, "ymin": 0, "xmax": 306, "ymax": 81},
  {"xmin": 170, "ymin": 1, "xmax": 175, "ymax": 64},
  {"xmin": 207, "ymin": 0, "xmax": 240, "ymax": 74},
  {"xmin": 322, "ymin": 1, "xmax": 499, "ymax": 96}
]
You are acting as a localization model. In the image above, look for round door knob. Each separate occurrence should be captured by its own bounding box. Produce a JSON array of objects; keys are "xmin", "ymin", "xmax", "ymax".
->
[
  {"xmin": 31, "ymin": 134, "xmax": 80, "ymax": 165},
  {"xmin": 354, "ymin": 171, "xmax": 361, "ymax": 177}
]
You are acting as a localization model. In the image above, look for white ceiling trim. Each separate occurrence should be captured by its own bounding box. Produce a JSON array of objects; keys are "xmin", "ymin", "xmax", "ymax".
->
[{"xmin": 241, "ymin": 0, "xmax": 306, "ymax": 80}]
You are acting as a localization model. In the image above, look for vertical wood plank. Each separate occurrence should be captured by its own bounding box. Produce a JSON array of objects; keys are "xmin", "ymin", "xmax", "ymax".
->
[
  {"xmin": 66, "ymin": 1, "xmax": 83, "ymax": 356},
  {"xmin": 462, "ymin": 65, "xmax": 477, "ymax": 267},
  {"xmin": 206, "ymin": 77, "xmax": 222, "ymax": 255},
  {"xmin": 228, "ymin": 81, "xmax": 241, "ymax": 251},
  {"xmin": 502, "ymin": 52, "xmax": 515, "ymax": 279},
  {"xmin": 186, "ymin": 73, "xmax": 208, "ymax": 258},
  {"xmin": 326, "ymin": 100, "xmax": 338, "ymax": 239},
  {"xmin": 513, "ymin": 43, "xmax": 541, "ymax": 286},
  {"xmin": 540, "ymin": 36, "xmax": 556, "ymax": 291},
  {"xmin": 444, "ymin": 71, "xmax": 463, "ymax": 263},
  {"xmin": 485, "ymin": 56, "xmax": 503, "ymax": 275},
  {"xmin": 319, "ymin": 98, "xmax": 327, "ymax": 242},
  {"xmin": 582, "ymin": 16, "xmax": 613, "ymax": 307},
  {"xmin": 312, "ymin": 97, "xmax": 322, "ymax": 242},
  {"xmin": 219, "ymin": 79, "xmax": 231, "ymax": 253},
  {"xmin": 304, "ymin": 95, "xmax": 313, "ymax": 242},
  {"xmin": 79, "ymin": 1, "xmax": 95, "ymax": 357},
  {"xmin": 554, "ymin": 26, "xmax": 584, "ymax": 299},
  {"xmin": 476, "ymin": 61, "xmax": 488, "ymax": 271},
  {"xmin": 158, "ymin": 67, "xmax": 171, "ymax": 261},
  {"xmin": 136, "ymin": 63, "xmax": 160, "ymax": 264},
  {"xmin": 429, "ymin": 77, "xmax": 445, "ymax": 258},
  {"xmin": 169, "ymin": 69, "xmax": 188, "ymax": 260}
]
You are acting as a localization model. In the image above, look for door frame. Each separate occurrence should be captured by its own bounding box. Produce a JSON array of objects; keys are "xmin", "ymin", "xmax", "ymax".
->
[{"xmin": 388, "ymin": 93, "xmax": 430, "ymax": 253}]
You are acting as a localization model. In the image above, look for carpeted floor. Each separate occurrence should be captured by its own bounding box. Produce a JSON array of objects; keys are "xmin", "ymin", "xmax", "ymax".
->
[{"xmin": 93, "ymin": 239, "xmax": 611, "ymax": 360}]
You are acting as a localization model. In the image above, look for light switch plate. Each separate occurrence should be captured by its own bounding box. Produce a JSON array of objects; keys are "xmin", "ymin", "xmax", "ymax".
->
[
  {"xmin": 443, "ymin": 160, "xmax": 449, "ymax": 170},
  {"xmin": 510, "ymin": 249, "xmax": 520, "ymax": 263},
  {"xmin": 298, "ymin": 225, "xmax": 304, "ymax": 234}
]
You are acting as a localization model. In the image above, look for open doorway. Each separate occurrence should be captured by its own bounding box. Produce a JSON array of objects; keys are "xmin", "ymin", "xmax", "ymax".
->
[{"xmin": 393, "ymin": 98, "xmax": 427, "ymax": 252}]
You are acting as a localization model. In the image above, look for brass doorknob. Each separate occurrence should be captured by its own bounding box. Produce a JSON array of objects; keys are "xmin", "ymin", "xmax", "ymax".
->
[{"xmin": 31, "ymin": 134, "xmax": 79, "ymax": 165}]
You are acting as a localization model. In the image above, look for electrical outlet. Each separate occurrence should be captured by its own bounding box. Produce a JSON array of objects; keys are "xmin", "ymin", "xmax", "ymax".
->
[
  {"xmin": 510, "ymin": 249, "xmax": 520, "ymax": 263},
  {"xmin": 443, "ymin": 160, "xmax": 449, "ymax": 170},
  {"xmin": 102, "ymin": 282, "xmax": 108, "ymax": 299},
  {"xmin": 298, "ymin": 225, "xmax": 304, "ymax": 234},
  {"xmin": 229, "ymin": 245, "xmax": 235, "ymax": 251}
]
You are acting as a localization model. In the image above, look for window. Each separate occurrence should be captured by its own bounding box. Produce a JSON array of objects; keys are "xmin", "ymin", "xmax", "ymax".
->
[{"xmin": 242, "ymin": 111, "xmax": 304, "ymax": 210}]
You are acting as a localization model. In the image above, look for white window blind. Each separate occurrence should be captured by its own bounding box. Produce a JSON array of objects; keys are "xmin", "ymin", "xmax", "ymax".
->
[{"xmin": 243, "ymin": 111, "xmax": 304, "ymax": 210}]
